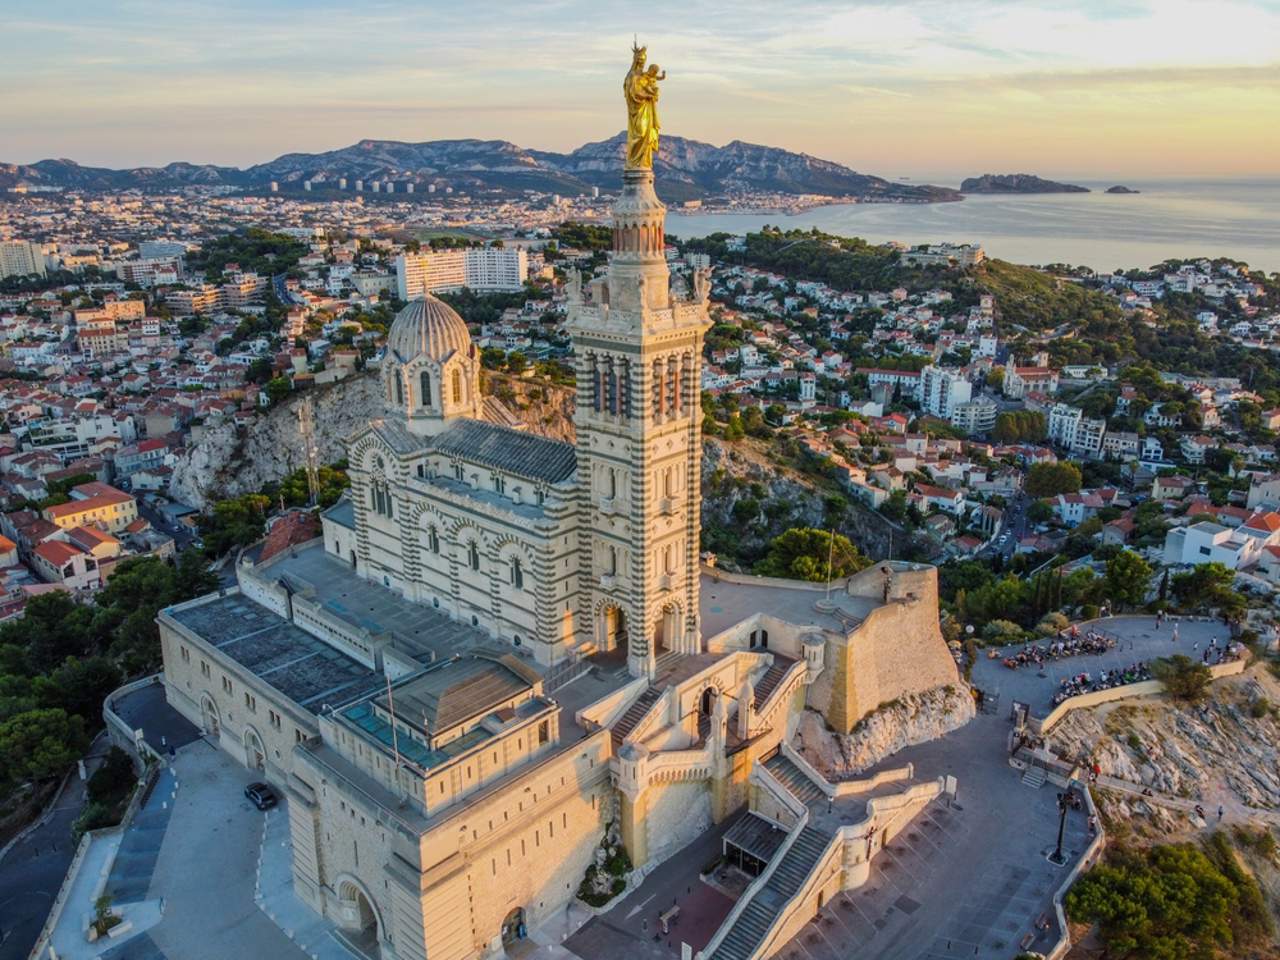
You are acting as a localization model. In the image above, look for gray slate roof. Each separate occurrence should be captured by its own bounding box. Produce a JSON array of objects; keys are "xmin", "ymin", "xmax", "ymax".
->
[{"xmin": 432, "ymin": 419, "xmax": 576, "ymax": 484}]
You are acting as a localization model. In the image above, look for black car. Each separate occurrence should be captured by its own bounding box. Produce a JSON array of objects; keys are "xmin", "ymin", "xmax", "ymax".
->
[{"xmin": 244, "ymin": 782, "xmax": 278, "ymax": 810}]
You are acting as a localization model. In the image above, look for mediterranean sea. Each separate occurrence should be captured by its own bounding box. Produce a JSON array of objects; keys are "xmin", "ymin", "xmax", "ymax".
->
[{"xmin": 665, "ymin": 179, "xmax": 1280, "ymax": 273}]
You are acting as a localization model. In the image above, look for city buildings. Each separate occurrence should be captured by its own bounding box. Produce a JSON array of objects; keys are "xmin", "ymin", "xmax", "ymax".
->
[
  {"xmin": 395, "ymin": 247, "xmax": 528, "ymax": 298},
  {"xmin": 919, "ymin": 364, "xmax": 972, "ymax": 420},
  {"xmin": 0, "ymin": 239, "xmax": 46, "ymax": 279}
]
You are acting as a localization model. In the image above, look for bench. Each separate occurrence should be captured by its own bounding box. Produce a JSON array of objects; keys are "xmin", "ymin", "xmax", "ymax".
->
[{"xmin": 659, "ymin": 905, "xmax": 680, "ymax": 934}]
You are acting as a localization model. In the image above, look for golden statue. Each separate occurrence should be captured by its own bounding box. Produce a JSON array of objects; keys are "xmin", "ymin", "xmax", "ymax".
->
[{"xmin": 624, "ymin": 43, "xmax": 665, "ymax": 169}]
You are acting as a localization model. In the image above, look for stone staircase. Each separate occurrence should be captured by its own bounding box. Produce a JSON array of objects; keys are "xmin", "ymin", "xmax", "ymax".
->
[
  {"xmin": 753, "ymin": 655, "xmax": 797, "ymax": 709},
  {"xmin": 708, "ymin": 825, "xmax": 835, "ymax": 960},
  {"xmin": 1022, "ymin": 765, "xmax": 1047, "ymax": 789},
  {"xmin": 610, "ymin": 686, "xmax": 663, "ymax": 748},
  {"xmin": 763, "ymin": 753, "xmax": 826, "ymax": 807},
  {"xmin": 654, "ymin": 648, "xmax": 682, "ymax": 675}
]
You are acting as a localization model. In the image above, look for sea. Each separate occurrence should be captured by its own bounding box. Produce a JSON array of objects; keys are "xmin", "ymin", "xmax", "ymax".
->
[{"xmin": 665, "ymin": 179, "xmax": 1280, "ymax": 274}]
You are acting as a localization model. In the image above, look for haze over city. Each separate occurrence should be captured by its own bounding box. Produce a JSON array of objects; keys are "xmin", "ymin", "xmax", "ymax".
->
[{"xmin": 7, "ymin": 0, "xmax": 1279, "ymax": 179}]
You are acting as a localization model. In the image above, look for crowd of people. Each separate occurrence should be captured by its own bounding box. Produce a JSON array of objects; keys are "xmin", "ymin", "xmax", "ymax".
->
[
  {"xmin": 1001, "ymin": 627, "xmax": 1116, "ymax": 671},
  {"xmin": 1052, "ymin": 662, "xmax": 1154, "ymax": 705}
]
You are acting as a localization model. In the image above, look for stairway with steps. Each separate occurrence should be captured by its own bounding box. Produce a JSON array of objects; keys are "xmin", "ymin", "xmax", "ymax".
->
[
  {"xmin": 763, "ymin": 753, "xmax": 826, "ymax": 807},
  {"xmin": 752, "ymin": 655, "xmax": 796, "ymax": 709},
  {"xmin": 1022, "ymin": 765, "xmax": 1047, "ymax": 789},
  {"xmin": 653, "ymin": 648, "xmax": 682, "ymax": 675},
  {"xmin": 610, "ymin": 686, "xmax": 663, "ymax": 748},
  {"xmin": 709, "ymin": 824, "xmax": 835, "ymax": 960}
]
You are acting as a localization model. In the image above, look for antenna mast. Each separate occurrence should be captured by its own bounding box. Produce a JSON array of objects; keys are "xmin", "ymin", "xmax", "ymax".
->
[{"xmin": 297, "ymin": 397, "xmax": 321, "ymax": 506}]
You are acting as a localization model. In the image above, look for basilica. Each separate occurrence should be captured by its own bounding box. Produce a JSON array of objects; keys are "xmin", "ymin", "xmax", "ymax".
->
[{"xmin": 157, "ymin": 51, "xmax": 962, "ymax": 960}]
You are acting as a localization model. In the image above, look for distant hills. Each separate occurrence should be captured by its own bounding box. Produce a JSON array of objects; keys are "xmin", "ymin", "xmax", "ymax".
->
[
  {"xmin": 0, "ymin": 133, "xmax": 961, "ymax": 204},
  {"xmin": 960, "ymin": 173, "xmax": 1090, "ymax": 194}
]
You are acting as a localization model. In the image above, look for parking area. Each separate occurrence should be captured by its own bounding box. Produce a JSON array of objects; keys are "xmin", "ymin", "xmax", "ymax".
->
[{"xmin": 141, "ymin": 742, "xmax": 312, "ymax": 960}]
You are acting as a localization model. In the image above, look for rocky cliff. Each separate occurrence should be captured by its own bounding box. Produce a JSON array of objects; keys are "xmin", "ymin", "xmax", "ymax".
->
[
  {"xmin": 170, "ymin": 370, "xmax": 578, "ymax": 509},
  {"xmin": 700, "ymin": 437, "xmax": 901, "ymax": 569},
  {"xmin": 170, "ymin": 372, "xmax": 385, "ymax": 508},
  {"xmin": 794, "ymin": 685, "xmax": 975, "ymax": 776}
]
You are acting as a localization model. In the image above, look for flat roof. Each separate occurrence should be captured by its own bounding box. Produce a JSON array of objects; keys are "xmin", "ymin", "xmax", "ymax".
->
[
  {"xmin": 262, "ymin": 545, "xmax": 489, "ymax": 662},
  {"xmin": 166, "ymin": 592, "xmax": 383, "ymax": 714},
  {"xmin": 699, "ymin": 571, "xmax": 877, "ymax": 637}
]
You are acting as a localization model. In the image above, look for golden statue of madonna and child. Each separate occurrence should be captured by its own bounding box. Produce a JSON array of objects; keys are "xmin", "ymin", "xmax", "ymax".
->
[{"xmin": 624, "ymin": 42, "xmax": 666, "ymax": 169}]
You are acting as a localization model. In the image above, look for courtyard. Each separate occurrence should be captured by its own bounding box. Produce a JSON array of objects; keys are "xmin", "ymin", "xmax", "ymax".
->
[{"xmin": 971, "ymin": 614, "xmax": 1230, "ymax": 711}]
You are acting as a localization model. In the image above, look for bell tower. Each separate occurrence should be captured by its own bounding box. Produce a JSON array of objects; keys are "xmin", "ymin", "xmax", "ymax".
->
[{"xmin": 566, "ymin": 116, "xmax": 711, "ymax": 678}]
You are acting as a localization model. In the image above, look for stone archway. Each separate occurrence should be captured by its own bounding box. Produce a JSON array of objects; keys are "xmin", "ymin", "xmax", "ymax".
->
[
  {"xmin": 335, "ymin": 875, "xmax": 383, "ymax": 953},
  {"xmin": 598, "ymin": 604, "xmax": 627, "ymax": 653},
  {"xmin": 243, "ymin": 726, "xmax": 266, "ymax": 772},
  {"xmin": 200, "ymin": 694, "xmax": 220, "ymax": 739},
  {"xmin": 501, "ymin": 905, "xmax": 526, "ymax": 945},
  {"xmin": 653, "ymin": 603, "xmax": 680, "ymax": 655}
]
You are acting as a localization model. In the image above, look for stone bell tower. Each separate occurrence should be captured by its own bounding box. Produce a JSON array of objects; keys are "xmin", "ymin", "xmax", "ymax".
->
[{"xmin": 566, "ymin": 159, "xmax": 712, "ymax": 678}]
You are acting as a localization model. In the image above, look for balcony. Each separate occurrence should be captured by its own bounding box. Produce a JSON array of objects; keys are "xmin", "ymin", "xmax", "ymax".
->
[
  {"xmin": 599, "ymin": 574, "xmax": 618, "ymax": 589},
  {"xmin": 658, "ymin": 574, "xmax": 675, "ymax": 591},
  {"xmin": 599, "ymin": 496, "xmax": 617, "ymax": 516},
  {"xmin": 657, "ymin": 497, "xmax": 679, "ymax": 516}
]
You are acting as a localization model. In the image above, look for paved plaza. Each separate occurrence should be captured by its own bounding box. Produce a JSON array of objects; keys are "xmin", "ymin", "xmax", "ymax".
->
[{"xmin": 972, "ymin": 615, "xmax": 1230, "ymax": 711}]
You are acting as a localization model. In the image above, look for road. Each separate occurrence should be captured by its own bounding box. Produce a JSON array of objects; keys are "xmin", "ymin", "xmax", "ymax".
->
[{"xmin": 0, "ymin": 736, "xmax": 107, "ymax": 960}]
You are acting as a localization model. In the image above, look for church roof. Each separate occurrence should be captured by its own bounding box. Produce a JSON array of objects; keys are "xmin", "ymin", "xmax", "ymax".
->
[
  {"xmin": 433, "ymin": 419, "xmax": 576, "ymax": 484},
  {"xmin": 386, "ymin": 294, "xmax": 472, "ymax": 365},
  {"xmin": 368, "ymin": 417, "xmax": 430, "ymax": 455}
]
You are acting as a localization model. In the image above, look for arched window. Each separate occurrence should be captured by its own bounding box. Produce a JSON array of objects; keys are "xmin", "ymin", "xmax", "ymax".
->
[
  {"xmin": 395, "ymin": 375, "xmax": 404, "ymax": 407},
  {"xmin": 419, "ymin": 370, "xmax": 432, "ymax": 408},
  {"xmin": 427, "ymin": 525, "xmax": 439, "ymax": 554},
  {"xmin": 452, "ymin": 369, "xmax": 463, "ymax": 404},
  {"xmin": 468, "ymin": 541, "xmax": 480, "ymax": 571},
  {"xmin": 510, "ymin": 557, "xmax": 523, "ymax": 589}
]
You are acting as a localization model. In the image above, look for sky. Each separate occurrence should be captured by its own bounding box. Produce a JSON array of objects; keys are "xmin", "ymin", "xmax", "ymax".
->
[{"xmin": 5, "ymin": 0, "xmax": 1279, "ymax": 183}]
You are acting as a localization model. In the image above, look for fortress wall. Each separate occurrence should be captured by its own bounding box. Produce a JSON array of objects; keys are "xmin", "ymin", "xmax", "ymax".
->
[{"xmin": 814, "ymin": 566, "xmax": 960, "ymax": 734}]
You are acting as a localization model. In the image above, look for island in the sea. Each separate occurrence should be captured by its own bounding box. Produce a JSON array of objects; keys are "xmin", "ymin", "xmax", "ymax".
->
[
  {"xmin": 1105, "ymin": 184, "xmax": 1140, "ymax": 194},
  {"xmin": 959, "ymin": 173, "xmax": 1090, "ymax": 194}
]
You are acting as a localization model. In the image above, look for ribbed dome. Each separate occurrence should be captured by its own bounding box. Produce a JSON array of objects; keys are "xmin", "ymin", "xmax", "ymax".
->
[{"xmin": 386, "ymin": 294, "xmax": 472, "ymax": 364}]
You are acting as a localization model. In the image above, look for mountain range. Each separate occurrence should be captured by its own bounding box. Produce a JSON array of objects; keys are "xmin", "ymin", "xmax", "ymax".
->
[{"xmin": 0, "ymin": 133, "xmax": 960, "ymax": 204}]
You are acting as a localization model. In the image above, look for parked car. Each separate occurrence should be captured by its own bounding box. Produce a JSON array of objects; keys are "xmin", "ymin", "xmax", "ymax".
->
[{"xmin": 244, "ymin": 782, "xmax": 278, "ymax": 810}]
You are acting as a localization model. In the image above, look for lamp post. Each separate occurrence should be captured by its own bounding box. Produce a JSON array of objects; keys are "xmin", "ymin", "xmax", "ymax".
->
[{"xmin": 1049, "ymin": 792, "xmax": 1068, "ymax": 865}]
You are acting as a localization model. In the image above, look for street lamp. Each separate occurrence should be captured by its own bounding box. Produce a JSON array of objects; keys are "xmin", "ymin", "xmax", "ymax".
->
[{"xmin": 1048, "ymin": 792, "xmax": 1068, "ymax": 865}]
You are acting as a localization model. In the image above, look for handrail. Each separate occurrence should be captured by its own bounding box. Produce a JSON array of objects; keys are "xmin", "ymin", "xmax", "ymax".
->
[{"xmin": 699, "ymin": 765, "xmax": 811, "ymax": 960}]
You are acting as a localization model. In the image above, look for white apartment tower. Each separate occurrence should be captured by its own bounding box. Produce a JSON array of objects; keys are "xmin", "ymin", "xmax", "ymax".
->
[
  {"xmin": 0, "ymin": 240, "xmax": 46, "ymax": 280},
  {"xmin": 396, "ymin": 247, "xmax": 528, "ymax": 298},
  {"xmin": 919, "ymin": 365, "xmax": 972, "ymax": 420}
]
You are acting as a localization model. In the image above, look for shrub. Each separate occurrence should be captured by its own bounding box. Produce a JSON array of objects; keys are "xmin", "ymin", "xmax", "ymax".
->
[{"xmin": 1152, "ymin": 655, "xmax": 1213, "ymax": 703}]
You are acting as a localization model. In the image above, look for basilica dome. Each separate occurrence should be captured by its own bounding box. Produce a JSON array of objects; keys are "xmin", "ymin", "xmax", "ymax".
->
[{"xmin": 386, "ymin": 294, "xmax": 473, "ymax": 364}]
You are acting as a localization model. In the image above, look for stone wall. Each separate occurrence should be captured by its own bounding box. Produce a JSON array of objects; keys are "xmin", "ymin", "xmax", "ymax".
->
[
  {"xmin": 644, "ymin": 780, "xmax": 713, "ymax": 867},
  {"xmin": 810, "ymin": 564, "xmax": 963, "ymax": 734}
]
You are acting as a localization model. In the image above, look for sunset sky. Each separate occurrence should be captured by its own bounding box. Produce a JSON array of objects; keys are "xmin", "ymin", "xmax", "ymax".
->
[{"xmin": 7, "ymin": 0, "xmax": 1279, "ymax": 182}]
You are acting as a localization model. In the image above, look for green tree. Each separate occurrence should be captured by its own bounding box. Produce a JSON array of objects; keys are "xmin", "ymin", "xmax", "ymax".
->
[
  {"xmin": 1104, "ymin": 550, "xmax": 1153, "ymax": 610},
  {"xmin": 1066, "ymin": 841, "xmax": 1267, "ymax": 959},
  {"xmin": 0, "ymin": 708, "xmax": 88, "ymax": 785},
  {"xmin": 1025, "ymin": 461, "xmax": 1083, "ymax": 498},
  {"xmin": 0, "ymin": 592, "xmax": 95, "ymax": 674},
  {"xmin": 1153, "ymin": 654, "xmax": 1213, "ymax": 702},
  {"xmin": 754, "ymin": 528, "xmax": 870, "ymax": 583},
  {"xmin": 265, "ymin": 376, "xmax": 292, "ymax": 405},
  {"xmin": 37, "ymin": 656, "xmax": 122, "ymax": 725}
]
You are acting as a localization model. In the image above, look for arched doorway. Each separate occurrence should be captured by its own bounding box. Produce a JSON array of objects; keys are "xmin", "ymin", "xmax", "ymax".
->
[
  {"xmin": 336, "ymin": 877, "xmax": 382, "ymax": 953},
  {"xmin": 600, "ymin": 605, "xmax": 626, "ymax": 652},
  {"xmin": 501, "ymin": 906, "xmax": 526, "ymax": 945},
  {"xmin": 200, "ymin": 694, "xmax": 220, "ymax": 739},
  {"xmin": 654, "ymin": 604, "xmax": 679, "ymax": 655},
  {"xmin": 700, "ymin": 687, "xmax": 717, "ymax": 717},
  {"xmin": 243, "ymin": 726, "xmax": 265, "ymax": 772}
]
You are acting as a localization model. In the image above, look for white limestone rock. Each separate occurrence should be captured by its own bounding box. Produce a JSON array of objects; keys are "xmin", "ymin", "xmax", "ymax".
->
[{"xmin": 795, "ymin": 684, "xmax": 975, "ymax": 777}]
